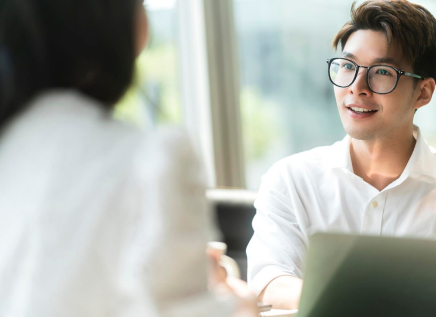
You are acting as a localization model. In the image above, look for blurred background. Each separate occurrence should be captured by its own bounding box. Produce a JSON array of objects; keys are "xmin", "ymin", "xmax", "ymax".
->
[{"xmin": 115, "ymin": 0, "xmax": 436, "ymax": 191}]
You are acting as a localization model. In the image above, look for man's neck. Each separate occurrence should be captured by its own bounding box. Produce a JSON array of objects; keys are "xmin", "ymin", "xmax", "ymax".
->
[{"xmin": 350, "ymin": 128, "xmax": 416, "ymax": 191}]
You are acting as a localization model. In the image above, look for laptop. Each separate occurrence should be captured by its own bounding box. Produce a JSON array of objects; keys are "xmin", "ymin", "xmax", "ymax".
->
[{"xmin": 297, "ymin": 232, "xmax": 436, "ymax": 317}]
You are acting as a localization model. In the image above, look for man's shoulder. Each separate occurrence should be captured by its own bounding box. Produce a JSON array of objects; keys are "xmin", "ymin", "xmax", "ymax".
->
[{"xmin": 258, "ymin": 142, "xmax": 344, "ymax": 197}]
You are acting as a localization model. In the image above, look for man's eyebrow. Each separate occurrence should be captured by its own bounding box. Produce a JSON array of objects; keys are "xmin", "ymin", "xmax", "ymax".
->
[
  {"xmin": 341, "ymin": 52, "xmax": 356, "ymax": 59},
  {"xmin": 341, "ymin": 52, "xmax": 402, "ymax": 68},
  {"xmin": 372, "ymin": 57, "xmax": 401, "ymax": 68}
]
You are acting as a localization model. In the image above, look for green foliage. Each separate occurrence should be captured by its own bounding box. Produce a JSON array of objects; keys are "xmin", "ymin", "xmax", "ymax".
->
[
  {"xmin": 114, "ymin": 41, "xmax": 181, "ymax": 127},
  {"xmin": 240, "ymin": 88, "xmax": 282, "ymax": 161}
]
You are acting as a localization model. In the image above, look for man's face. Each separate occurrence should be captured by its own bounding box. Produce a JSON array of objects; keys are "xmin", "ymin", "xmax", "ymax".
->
[{"xmin": 334, "ymin": 30, "xmax": 418, "ymax": 141}]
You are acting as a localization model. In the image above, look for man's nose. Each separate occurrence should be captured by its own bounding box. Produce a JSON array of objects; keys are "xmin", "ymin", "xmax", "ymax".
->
[{"xmin": 349, "ymin": 67, "xmax": 371, "ymax": 96}]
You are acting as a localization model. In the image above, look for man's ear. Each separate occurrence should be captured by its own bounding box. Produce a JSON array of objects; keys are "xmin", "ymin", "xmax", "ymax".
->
[{"xmin": 414, "ymin": 77, "xmax": 436, "ymax": 110}]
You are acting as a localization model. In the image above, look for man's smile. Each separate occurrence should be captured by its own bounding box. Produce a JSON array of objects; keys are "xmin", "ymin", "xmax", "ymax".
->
[{"xmin": 346, "ymin": 103, "xmax": 379, "ymax": 118}]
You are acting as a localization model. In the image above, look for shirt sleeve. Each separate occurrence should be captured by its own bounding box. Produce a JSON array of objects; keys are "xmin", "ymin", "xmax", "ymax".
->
[
  {"xmin": 117, "ymin": 129, "xmax": 235, "ymax": 317},
  {"xmin": 246, "ymin": 160, "xmax": 309, "ymax": 296}
]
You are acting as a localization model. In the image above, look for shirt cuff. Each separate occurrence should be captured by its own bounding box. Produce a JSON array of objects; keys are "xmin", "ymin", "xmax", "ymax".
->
[{"xmin": 249, "ymin": 265, "xmax": 296, "ymax": 296}]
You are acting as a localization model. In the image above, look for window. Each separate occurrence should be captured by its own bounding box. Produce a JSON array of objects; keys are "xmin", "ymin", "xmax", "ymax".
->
[
  {"xmin": 234, "ymin": 0, "xmax": 356, "ymax": 189},
  {"xmin": 115, "ymin": 0, "xmax": 182, "ymax": 128}
]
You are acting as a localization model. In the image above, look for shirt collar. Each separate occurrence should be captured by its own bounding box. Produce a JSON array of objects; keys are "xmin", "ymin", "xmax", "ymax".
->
[
  {"xmin": 325, "ymin": 134, "xmax": 353, "ymax": 172},
  {"xmin": 409, "ymin": 125, "xmax": 436, "ymax": 179},
  {"xmin": 325, "ymin": 125, "xmax": 436, "ymax": 179}
]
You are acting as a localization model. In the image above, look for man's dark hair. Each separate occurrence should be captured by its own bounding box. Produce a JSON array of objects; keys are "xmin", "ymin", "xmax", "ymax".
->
[
  {"xmin": 333, "ymin": 0, "xmax": 436, "ymax": 80},
  {"xmin": 0, "ymin": 0, "xmax": 138, "ymax": 126}
]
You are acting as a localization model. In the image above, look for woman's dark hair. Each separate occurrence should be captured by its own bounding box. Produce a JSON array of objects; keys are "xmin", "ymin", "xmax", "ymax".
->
[
  {"xmin": 333, "ymin": 0, "xmax": 436, "ymax": 80},
  {"xmin": 0, "ymin": 0, "xmax": 138, "ymax": 126}
]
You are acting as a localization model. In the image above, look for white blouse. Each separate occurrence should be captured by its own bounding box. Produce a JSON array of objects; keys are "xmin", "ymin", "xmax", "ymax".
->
[{"xmin": 0, "ymin": 91, "xmax": 234, "ymax": 317}]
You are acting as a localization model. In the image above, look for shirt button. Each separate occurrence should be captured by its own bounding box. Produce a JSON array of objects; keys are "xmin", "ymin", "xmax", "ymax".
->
[{"xmin": 372, "ymin": 201, "xmax": 378, "ymax": 208}]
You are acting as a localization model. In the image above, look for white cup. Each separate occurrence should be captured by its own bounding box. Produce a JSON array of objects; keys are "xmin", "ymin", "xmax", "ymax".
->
[{"xmin": 207, "ymin": 241, "xmax": 241, "ymax": 279}]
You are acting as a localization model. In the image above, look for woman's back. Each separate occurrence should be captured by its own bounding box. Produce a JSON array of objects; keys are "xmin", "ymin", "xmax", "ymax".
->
[
  {"xmin": 0, "ymin": 91, "xmax": 148, "ymax": 315},
  {"xmin": 0, "ymin": 91, "xmax": 224, "ymax": 316},
  {"xmin": 0, "ymin": 0, "xmax": 255, "ymax": 315}
]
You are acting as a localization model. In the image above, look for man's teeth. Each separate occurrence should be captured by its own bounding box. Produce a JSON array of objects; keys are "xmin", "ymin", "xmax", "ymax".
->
[{"xmin": 350, "ymin": 107, "xmax": 376, "ymax": 113}]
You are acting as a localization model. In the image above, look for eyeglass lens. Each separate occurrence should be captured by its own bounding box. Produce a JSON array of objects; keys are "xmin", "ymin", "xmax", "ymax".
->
[{"xmin": 329, "ymin": 58, "xmax": 398, "ymax": 93}]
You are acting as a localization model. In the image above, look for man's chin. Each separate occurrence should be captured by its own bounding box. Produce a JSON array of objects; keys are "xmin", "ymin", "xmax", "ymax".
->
[{"xmin": 344, "ymin": 127, "xmax": 378, "ymax": 141}]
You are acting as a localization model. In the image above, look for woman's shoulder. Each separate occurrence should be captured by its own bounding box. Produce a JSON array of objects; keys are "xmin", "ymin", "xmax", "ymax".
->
[
  {"xmin": 7, "ymin": 89, "xmax": 198, "ymax": 180},
  {"xmin": 132, "ymin": 126, "xmax": 199, "ymax": 181}
]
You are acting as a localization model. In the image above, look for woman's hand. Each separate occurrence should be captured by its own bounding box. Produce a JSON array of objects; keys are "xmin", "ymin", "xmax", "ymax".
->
[{"xmin": 207, "ymin": 246, "xmax": 258, "ymax": 317}]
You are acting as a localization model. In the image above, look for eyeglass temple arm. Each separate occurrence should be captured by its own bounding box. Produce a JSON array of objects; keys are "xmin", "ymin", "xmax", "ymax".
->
[{"xmin": 403, "ymin": 71, "xmax": 426, "ymax": 80}]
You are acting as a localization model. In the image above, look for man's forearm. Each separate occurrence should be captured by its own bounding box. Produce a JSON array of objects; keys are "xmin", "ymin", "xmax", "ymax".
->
[{"xmin": 257, "ymin": 276, "xmax": 303, "ymax": 310}]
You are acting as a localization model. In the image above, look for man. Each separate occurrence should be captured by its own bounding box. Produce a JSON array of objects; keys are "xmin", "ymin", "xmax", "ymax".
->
[{"xmin": 247, "ymin": 0, "xmax": 436, "ymax": 310}]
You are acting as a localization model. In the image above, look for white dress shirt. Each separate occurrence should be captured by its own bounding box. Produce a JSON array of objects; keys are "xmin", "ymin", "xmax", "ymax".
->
[
  {"xmin": 0, "ymin": 91, "xmax": 234, "ymax": 317},
  {"xmin": 247, "ymin": 126, "xmax": 436, "ymax": 295}
]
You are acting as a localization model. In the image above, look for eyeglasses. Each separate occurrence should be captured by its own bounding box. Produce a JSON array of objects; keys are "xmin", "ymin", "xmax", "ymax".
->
[{"xmin": 327, "ymin": 58, "xmax": 426, "ymax": 94}]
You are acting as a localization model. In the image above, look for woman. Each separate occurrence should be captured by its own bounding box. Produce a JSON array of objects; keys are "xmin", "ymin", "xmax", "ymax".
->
[{"xmin": 0, "ymin": 0, "xmax": 256, "ymax": 316}]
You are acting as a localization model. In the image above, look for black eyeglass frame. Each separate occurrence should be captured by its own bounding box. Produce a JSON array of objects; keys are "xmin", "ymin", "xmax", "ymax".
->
[{"xmin": 326, "ymin": 57, "xmax": 426, "ymax": 95}]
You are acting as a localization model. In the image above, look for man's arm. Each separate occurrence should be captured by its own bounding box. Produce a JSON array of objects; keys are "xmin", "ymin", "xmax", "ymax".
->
[
  {"xmin": 258, "ymin": 276, "xmax": 303, "ymax": 310},
  {"xmin": 247, "ymin": 160, "xmax": 308, "ymax": 309}
]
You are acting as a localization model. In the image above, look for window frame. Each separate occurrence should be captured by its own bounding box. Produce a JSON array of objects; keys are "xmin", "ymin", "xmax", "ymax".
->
[{"xmin": 177, "ymin": 0, "xmax": 245, "ymax": 188}]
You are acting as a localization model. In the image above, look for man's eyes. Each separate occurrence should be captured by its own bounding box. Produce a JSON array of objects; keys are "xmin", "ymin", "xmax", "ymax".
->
[
  {"xmin": 341, "ymin": 63, "xmax": 355, "ymax": 70},
  {"xmin": 375, "ymin": 68, "xmax": 394, "ymax": 76},
  {"xmin": 337, "ymin": 62, "xmax": 395, "ymax": 76}
]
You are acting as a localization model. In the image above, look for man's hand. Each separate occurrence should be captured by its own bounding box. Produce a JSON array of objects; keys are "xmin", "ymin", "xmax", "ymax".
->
[{"xmin": 258, "ymin": 275, "xmax": 303, "ymax": 310}]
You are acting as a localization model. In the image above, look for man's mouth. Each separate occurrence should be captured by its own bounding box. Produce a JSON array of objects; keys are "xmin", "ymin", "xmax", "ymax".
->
[{"xmin": 348, "ymin": 106, "xmax": 378, "ymax": 114}]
